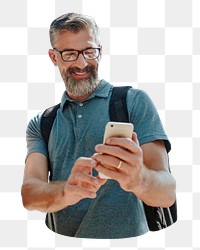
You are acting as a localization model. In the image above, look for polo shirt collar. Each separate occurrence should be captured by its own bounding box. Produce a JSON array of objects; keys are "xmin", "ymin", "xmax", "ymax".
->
[{"xmin": 60, "ymin": 79, "xmax": 112, "ymax": 111}]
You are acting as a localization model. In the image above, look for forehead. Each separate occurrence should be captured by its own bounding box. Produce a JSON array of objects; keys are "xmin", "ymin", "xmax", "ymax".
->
[{"xmin": 54, "ymin": 29, "xmax": 98, "ymax": 50}]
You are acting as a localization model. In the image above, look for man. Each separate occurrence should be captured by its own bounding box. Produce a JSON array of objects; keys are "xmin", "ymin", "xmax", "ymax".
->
[{"xmin": 21, "ymin": 13, "xmax": 176, "ymax": 238}]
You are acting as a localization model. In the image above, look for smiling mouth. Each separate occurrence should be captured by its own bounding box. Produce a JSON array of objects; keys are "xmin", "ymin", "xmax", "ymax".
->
[
  {"xmin": 69, "ymin": 66, "xmax": 92, "ymax": 79},
  {"xmin": 72, "ymin": 71, "xmax": 91, "ymax": 79},
  {"xmin": 74, "ymin": 71, "xmax": 88, "ymax": 75}
]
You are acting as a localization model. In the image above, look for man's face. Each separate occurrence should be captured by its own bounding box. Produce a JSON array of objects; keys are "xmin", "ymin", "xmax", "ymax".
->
[{"xmin": 49, "ymin": 29, "xmax": 102, "ymax": 100}]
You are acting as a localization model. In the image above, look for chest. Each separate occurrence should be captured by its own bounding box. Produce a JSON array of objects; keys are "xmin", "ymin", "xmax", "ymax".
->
[{"xmin": 48, "ymin": 99, "xmax": 110, "ymax": 180}]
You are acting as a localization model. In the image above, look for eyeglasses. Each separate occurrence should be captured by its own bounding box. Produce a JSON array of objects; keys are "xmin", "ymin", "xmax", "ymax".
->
[{"xmin": 53, "ymin": 47, "xmax": 101, "ymax": 62}]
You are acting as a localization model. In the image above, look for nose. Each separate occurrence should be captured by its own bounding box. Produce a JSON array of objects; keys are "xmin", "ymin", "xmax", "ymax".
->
[{"xmin": 73, "ymin": 53, "xmax": 88, "ymax": 69}]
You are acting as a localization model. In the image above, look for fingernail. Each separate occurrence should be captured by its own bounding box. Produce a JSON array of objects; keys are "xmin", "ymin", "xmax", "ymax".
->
[
  {"xmin": 92, "ymin": 153, "xmax": 98, "ymax": 159},
  {"xmin": 91, "ymin": 159, "xmax": 96, "ymax": 166},
  {"xmin": 91, "ymin": 192, "xmax": 96, "ymax": 198},
  {"xmin": 106, "ymin": 138, "xmax": 110, "ymax": 144},
  {"xmin": 93, "ymin": 178, "xmax": 100, "ymax": 185}
]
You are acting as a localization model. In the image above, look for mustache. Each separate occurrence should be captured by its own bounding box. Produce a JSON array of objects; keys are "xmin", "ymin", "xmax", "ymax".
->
[{"xmin": 68, "ymin": 65, "xmax": 94, "ymax": 75}]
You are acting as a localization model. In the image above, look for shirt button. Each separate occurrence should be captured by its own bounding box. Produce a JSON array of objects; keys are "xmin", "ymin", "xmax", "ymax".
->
[
  {"xmin": 79, "ymin": 103, "xmax": 83, "ymax": 107},
  {"xmin": 78, "ymin": 114, "xmax": 82, "ymax": 119}
]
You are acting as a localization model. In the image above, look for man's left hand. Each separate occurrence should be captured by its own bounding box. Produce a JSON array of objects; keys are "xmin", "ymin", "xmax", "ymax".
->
[{"xmin": 92, "ymin": 132, "xmax": 145, "ymax": 193}]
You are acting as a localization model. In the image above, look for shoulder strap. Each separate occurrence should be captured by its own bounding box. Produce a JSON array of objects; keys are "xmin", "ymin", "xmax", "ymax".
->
[
  {"xmin": 40, "ymin": 103, "xmax": 60, "ymax": 146},
  {"xmin": 109, "ymin": 86, "xmax": 177, "ymax": 232},
  {"xmin": 109, "ymin": 86, "xmax": 131, "ymax": 122}
]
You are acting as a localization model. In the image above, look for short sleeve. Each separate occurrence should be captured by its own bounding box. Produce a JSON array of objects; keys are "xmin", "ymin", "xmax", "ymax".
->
[
  {"xmin": 26, "ymin": 112, "xmax": 48, "ymax": 161},
  {"xmin": 127, "ymin": 89, "xmax": 171, "ymax": 153}
]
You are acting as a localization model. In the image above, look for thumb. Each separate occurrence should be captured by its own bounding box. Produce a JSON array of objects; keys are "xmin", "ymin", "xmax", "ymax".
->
[{"xmin": 132, "ymin": 132, "xmax": 140, "ymax": 146}]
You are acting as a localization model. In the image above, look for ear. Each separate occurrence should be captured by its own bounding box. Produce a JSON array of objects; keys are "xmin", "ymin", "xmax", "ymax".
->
[
  {"xmin": 99, "ymin": 46, "xmax": 103, "ymax": 61},
  {"xmin": 48, "ymin": 49, "xmax": 58, "ymax": 66}
]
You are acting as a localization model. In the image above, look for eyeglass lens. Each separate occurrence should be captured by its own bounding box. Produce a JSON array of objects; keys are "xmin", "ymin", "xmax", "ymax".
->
[{"xmin": 62, "ymin": 48, "xmax": 99, "ymax": 61}]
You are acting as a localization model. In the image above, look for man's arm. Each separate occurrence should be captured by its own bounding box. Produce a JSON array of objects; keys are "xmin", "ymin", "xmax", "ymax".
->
[
  {"xmin": 138, "ymin": 139, "xmax": 175, "ymax": 207},
  {"xmin": 21, "ymin": 153, "xmax": 106, "ymax": 213},
  {"xmin": 93, "ymin": 133, "xmax": 176, "ymax": 208}
]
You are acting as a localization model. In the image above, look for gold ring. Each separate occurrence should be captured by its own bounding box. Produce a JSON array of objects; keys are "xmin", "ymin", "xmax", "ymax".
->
[{"xmin": 117, "ymin": 161, "xmax": 122, "ymax": 169}]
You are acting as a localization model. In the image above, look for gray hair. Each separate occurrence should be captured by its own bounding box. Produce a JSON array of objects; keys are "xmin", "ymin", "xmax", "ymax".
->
[{"xmin": 49, "ymin": 13, "xmax": 101, "ymax": 47}]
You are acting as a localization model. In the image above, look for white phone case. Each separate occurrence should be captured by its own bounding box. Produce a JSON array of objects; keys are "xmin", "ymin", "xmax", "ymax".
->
[{"xmin": 99, "ymin": 122, "xmax": 134, "ymax": 179}]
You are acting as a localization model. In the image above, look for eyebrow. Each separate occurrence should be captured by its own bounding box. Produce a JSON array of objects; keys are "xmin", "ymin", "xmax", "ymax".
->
[{"xmin": 59, "ymin": 46, "xmax": 99, "ymax": 52}]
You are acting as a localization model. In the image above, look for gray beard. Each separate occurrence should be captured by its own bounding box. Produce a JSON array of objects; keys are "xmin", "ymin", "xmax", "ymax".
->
[
  {"xmin": 62, "ymin": 65, "xmax": 100, "ymax": 97},
  {"xmin": 64, "ymin": 76, "xmax": 100, "ymax": 97}
]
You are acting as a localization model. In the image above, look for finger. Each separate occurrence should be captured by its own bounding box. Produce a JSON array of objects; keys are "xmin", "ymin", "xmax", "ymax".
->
[
  {"xmin": 69, "ymin": 172, "xmax": 100, "ymax": 187},
  {"xmin": 93, "ymin": 153, "xmax": 124, "ymax": 170},
  {"xmin": 105, "ymin": 137, "xmax": 140, "ymax": 154},
  {"xmin": 95, "ymin": 144, "xmax": 134, "ymax": 164},
  {"xmin": 79, "ymin": 174, "xmax": 105, "ymax": 191},
  {"xmin": 67, "ymin": 184, "xmax": 97, "ymax": 199},
  {"xmin": 96, "ymin": 176, "xmax": 107, "ymax": 186},
  {"xmin": 94, "ymin": 144, "xmax": 143, "ymax": 174},
  {"xmin": 81, "ymin": 182, "xmax": 101, "ymax": 192},
  {"xmin": 72, "ymin": 157, "xmax": 97, "ymax": 173},
  {"xmin": 95, "ymin": 162, "xmax": 125, "ymax": 181},
  {"xmin": 132, "ymin": 132, "xmax": 140, "ymax": 146}
]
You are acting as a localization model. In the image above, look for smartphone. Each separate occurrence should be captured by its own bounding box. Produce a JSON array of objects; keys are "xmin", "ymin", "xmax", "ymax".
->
[{"xmin": 99, "ymin": 122, "xmax": 134, "ymax": 179}]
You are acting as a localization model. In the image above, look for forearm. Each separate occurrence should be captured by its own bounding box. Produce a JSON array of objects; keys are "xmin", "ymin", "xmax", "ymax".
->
[
  {"xmin": 133, "ymin": 167, "xmax": 176, "ymax": 207},
  {"xmin": 22, "ymin": 156, "xmax": 105, "ymax": 214},
  {"xmin": 21, "ymin": 178, "xmax": 67, "ymax": 213}
]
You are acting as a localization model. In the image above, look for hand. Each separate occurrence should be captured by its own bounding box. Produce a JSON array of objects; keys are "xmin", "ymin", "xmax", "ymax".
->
[
  {"xmin": 93, "ymin": 133, "xmax": 145, "ymax": 193},
  {"xmin": 63, "ymin": 157, "xmax": 107, "ymax": 206}
]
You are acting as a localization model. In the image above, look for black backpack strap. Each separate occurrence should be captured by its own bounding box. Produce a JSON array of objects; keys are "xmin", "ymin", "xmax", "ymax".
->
[
  {"xmin": 40, "ymin": 103, "xmax": 61, "ymax": 146},
  {"xmin": 109, "ymin": 86, "xmax": 177, "ymax": 231},
  {"xmin": 109, "ymin": 86, "xmax": 131, "ymax": 122},
  {"xmin": 143, "ymin": 201, "xmax": 177, "ymax": 231}
]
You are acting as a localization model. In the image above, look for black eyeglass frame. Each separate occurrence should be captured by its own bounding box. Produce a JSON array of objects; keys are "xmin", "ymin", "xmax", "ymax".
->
[{"xmin": 53, "ymin": 47, "xmax": 101, "ymax": 62}]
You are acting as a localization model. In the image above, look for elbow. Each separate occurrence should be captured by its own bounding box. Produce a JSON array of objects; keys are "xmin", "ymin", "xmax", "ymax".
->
[
  {"xmin": 146, "ymin": 176, "xmax": 177, "ymax": 208},
  {"xmin": 164, "ymin": 191, "xmax": 176, "ymax": 208},
  {"xmin": 21, "ymin": 184, "xmax": 34, "ymax": 211},
  {"xmin": 170, "ymin": 180, "xmax": 177, "ymax": 207},
  {"xmin": 164, "ymin": 177, "xmax": 177, "ymax": 208}
]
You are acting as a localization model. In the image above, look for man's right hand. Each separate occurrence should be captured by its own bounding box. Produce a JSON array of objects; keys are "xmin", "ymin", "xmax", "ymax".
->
[
  {"xmin": 62, "ymin": 157, "xmax": 107, "ymax": 206},
  {"xmin": 21, "ymin": 153, "xmax": 106, "ymax": 213}
]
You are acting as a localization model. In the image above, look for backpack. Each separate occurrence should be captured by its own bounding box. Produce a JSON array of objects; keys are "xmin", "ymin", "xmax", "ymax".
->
[{"xmin": 40, "ymin": 86, "xmax": 177, "ymax": 231}]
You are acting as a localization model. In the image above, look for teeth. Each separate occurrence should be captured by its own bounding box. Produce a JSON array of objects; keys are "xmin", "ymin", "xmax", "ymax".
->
[{"xmin": 74, "ymin": 72, "xmax": 87, "ymax": 75}]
